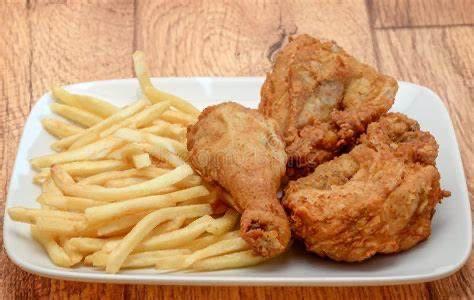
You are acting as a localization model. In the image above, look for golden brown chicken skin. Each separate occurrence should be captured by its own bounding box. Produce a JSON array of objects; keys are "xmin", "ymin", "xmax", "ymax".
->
[
  {"xmin": 187, "ymin": 102, "xmax": 291, "ymax": 258},
  {"xmin": 283, "ymin": 113, "xmax": 450, "ymax": 262},
  {"xmin": 260, "ymin": 34, "xmax": 398, "ymax": 177}
]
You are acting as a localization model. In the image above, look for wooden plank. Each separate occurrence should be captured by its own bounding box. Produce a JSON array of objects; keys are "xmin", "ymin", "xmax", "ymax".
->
[
  {"xmin": 0, "ymin": 1, "xmax": 134, "ymax": 298},
  {"xmin": 375, "ymin": 26, "xmax": 473, "ymax": 299},
  {"xmin": 29, "ymin": 0, "xmax": 135, "ymax": 100},
  {"xmin": 0, "ymin": 1, "xmax": 39, "ymax": 299},
  {"xmin": 368, "ymin": 0, "xmax": 474, "ymax": 28},
  {"xmin": 135, "ymin": 0, "xmax": 377, "ymax": 78}
]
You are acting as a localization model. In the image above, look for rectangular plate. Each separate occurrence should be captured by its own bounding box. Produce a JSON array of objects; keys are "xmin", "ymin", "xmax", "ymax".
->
[{"xmin": 3, "ymin": 77, "xmax": 472, "ymax": 286}]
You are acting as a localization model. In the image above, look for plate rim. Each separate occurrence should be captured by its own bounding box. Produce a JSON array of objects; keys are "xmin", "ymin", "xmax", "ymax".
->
[{"xmin": 3, "ymin": 77, "xmax": 472, "ymax": 286}]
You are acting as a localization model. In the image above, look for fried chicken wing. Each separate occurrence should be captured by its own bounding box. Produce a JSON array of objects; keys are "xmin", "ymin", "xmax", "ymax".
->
[
  {"xmin": 283, "ymin": 113, "xmax": 450, "ymax": 262},
  {"xmin": 187, "ymin": 102, "xmax": 290, "ymax": 257},
  {"xmin": 260, "ymin": 34, "xmax": 398, "ymax": 176}
]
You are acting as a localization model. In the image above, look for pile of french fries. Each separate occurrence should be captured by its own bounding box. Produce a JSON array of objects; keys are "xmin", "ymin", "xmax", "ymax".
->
[{"xmin": 7, "ymin": 51, "xmax": 265, "ymax": 273}]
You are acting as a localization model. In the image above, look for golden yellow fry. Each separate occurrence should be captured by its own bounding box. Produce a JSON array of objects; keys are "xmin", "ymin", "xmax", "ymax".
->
[
  {"xmin": 68, "ymin": 99, "xmax": 148, "ymax": 150},
  {"xmin": 104, "ymin": 177, "xmax": 148, "ymax": 188},
  {"xmin": 105, "ymin": 204, "xmax": 212, "ymax": 273},
  {"xmin": 35, "ymin": 217, "xmax": 88, "ymax": 236},
  {"xmin": 53, "ymin": 164, "xmax": 194, "ymax": 201},
  {"xmin": 150, "ymin": 217, "xmax": 186, "ymax": 236},
  {"xmin": 31, "ymin": 137, "xmax": 124, "ymax": 169},
  {"xmin": 160, "ymin": 110, "xmax": 197, "ymax": 126},
  {"xmin": 124, "ymin": 249, "xmax": 191, "ymax": 268},
  {"xmin": 99, "ymin": 102, "xmax": 170, "ymax": 138},
  {"xmin": 132, "ymin": 51, "xmax": 200, "ymax": 117},
  {"xmin": 192, "ymin": 250, "xmax": 265, "ymax": 271},
  {"xmin": 183, "ymin": 231, "xmax": 240, "ymax": 252},
  {"xmin": 63, "ymin": 160, "xmax": 129, "ymax": 177},
  {"xmin": 113, "ymin": 128, "xmax": 179, "ymax": 153},
  {"xmin": 8, "ymin": 207, "xmax": 85, "ymax": 223},
  {"xmin": 68, "ymin": 237, "xmax": 113, "ymax": 254},
  {"xmin": 50, "ymin": 103, "xmax": 103, "ymax": 127},
  {"xmin": 42, "ymin": 118, "xmax": 84, "ymax": 138},
  {"xmin": 153, "ymin": 255, "xmax": 189, "ymax": 270},
  {"xmin": 132, "ymin": 153, "xmax": 151, "ymax": 169},
  {"xmin": 183, "ymin": 237, "xmax": 249, "ymax": 267},
  {"xmin": 78, "ymin": 167, "xmax": 169, "ymax": 185},
  {"xmin": 144, "ymin": 144, "xmax": 186, "ymax": 167},
  {"xmin": 37, "ymin": 193, "xmax": 105, "ymax": 212},
  {"xmin": 207, "ymin": 210, "xmax": 240, "ymax": 235},
  {"xmin": 135, "ymin": 215, "xmax": 214, "ymax": 252},
  {"xmin": 52, "ymin": 86, "xmax": 119, "ymax": 118},
  {"xmin": 96, "ymin": 212, "xmax": 149, "ymax": 237},
  {"xmin": 85, "ymin": 185, "xmax": 209, "ymax": 223},
  {"xmin": 31, "ymin": 226, "xmax": 76, "ymax": 267}
]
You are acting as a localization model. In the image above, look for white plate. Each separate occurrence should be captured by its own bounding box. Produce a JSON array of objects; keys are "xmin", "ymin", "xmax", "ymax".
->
[{"xmin": 3, "ymin": 78, "xmax": 472, "ymax": 286}]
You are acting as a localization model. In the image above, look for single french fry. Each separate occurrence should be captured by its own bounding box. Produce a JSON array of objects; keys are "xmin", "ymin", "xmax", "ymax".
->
[
  {"xmin": 68, "ymin": 237, "xmax": 112, "ymax": 254},
  {"xmin": 37, "ymin": 193, "xmax": 105, "ymax": 212},
  {"xmin": 206, "ymin": 210, "xmax": 240, "ymax": 235},
  {"xmin": 153, "ymin": 255, "xmax": 189, "ymax": 270},
  {"xmin": 113, "ymin": 128, "xmax": 179, "ymax": 153},
  {"xmin": 78, "ymin": 167, "xmax": 169, "ymax": 185},
  {"xmin": 85, "ymin": 185, "xmax": 209, "ymax": 223},
  {"xmin": 61, "ymin": 160, "xmax": 129, "ymax": 177},
  {"xmin": 104, "ymin": 177, "xmax": 148, "ymax": 188},
  {"xmin": 53, "ymin": 164, "xmax": 194, "ymax": 202},
  {"xmin": 52, "ymin": 86, "xmax": 119, "ymax": 118},
  {"xmin": 35, "ymin": 217, "xmax": 88, "ymax": 236},
  {"xmin": 105, "ymin": 204, "xmax": 212, "ymax": 273},
  {"xmin": 192, "ymin": 250, "xmax": 265, "ymax": 271},
  {"xmin": 31, "ymin": 137, "xmax": 124, "ymax": 169},
  {"xmin": 50, "ymin": 103, "xmax": 103, "ymax": 127},
  {"xmin": 135, "ymin": 215, "xmax": 214, "ymax": 252},
  {"xmin": 124, "ymin": 249, "xmax": 191, "ymax": 268},
  {"xmin": 183, "ymin": 231, "xmax": 240, "ymax": 252},
  {"xmin": 160, "ymin": 110, "xmax": 197, "ymax": 126},
  {"xmin": 132, "ymin": 51, "xmax": 200, "ymax": 117},
  {"xmin": 68, "ymin": 99, "xmax": 148, "ymax": 150},
  {"xmin": 96, "ymin": 212, "xmax": 149, "ymax": 237},
  {"xmin": 8, "ymin": 207, "xmax": 85, "ymax": 223},
  {"xmin": 31, "ymin": 226, "xmax": 75, "ymax": 267},
  {"xmin": 42, "ymin": 118, "xmax": 84, "ymax": 138},
  {"xmin": 183, "ymin": 237, "xmax": 249, "ymax": 267}
]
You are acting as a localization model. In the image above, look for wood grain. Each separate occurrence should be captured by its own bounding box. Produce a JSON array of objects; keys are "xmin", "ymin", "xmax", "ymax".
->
[
  {"xmin": 0, "ymin": 0, "xmax": 473, "ymax": 299},
  {"xmin": 135, "ymin": 0, "xmax": 376, "ymax": 77},
  {"xmin": 375, "ymin": 26, "xmax": 474, "ymax": 203},
  {"xmin": 369, "ymin": 0, "xmax": 474, "ymax": 28}
]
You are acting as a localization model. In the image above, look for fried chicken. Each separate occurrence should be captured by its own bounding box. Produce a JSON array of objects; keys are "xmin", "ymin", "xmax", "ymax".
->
[
  {"xmin": 187, "ymin": 102, "xmax": 291, "ymax": 257},
  {"xmin": 282, "ymin": 113, "xmax": 450, "ymax": 262},
  {"xmin": 260, "ymin": 34, "xmax": 398, "ymax": 177}
]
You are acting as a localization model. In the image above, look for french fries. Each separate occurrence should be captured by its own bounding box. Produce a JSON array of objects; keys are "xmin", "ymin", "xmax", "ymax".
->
[
  {"xmin": 52, "ymin": 86, "xmax": 119, "ymax": 118},
  {"xmin": 7, "ymin": 51, "xmax": 264, "ymax": 274},
  {"xmin": 42, "ymin": 119, "xmax": 84, "ymax": 138}
]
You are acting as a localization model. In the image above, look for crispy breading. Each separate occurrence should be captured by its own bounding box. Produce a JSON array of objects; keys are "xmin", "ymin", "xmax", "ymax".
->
[
  {"xmin": 260, "ymin": 34, "xmax": 398, "ymax": 176},
  {"xmin": 283, "ymin": 113, "xmax": 450, "ymax": 262},
  {"xmin": 187, "ymin": 102, "xmax": 291, "ymax": 257}
]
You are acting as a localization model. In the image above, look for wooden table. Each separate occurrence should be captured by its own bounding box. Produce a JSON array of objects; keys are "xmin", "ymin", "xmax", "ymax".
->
[{"xmin": 1, "ymin": 1, "xmax": 472, "ymax": 299}]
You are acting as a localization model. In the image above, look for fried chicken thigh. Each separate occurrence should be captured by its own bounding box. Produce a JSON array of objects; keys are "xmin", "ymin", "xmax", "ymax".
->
[
  {"xmin": 260, "ymin": 34, "xmax": 398, "ymax": 176},
  {"xmin": 283, "ymin": 113, "xmax": 450, "ymax": 262},
  {"xmin": 187, "ymin": 102, "xmax": 290, "ymax": 257}
]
